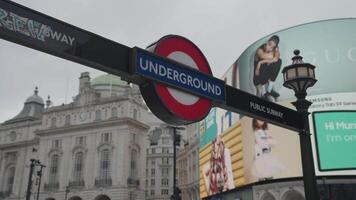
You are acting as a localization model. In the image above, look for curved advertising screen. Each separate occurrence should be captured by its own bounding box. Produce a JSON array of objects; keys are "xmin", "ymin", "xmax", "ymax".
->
[{"xmin": 199, "ymin": 18, "xmax": 356, "ymax": 199}]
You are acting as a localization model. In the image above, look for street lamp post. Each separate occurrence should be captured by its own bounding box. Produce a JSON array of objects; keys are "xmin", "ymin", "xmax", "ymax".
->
[
  {"xmin": 36, "ymin": 164, "xmax": 46, "ymax": 200},
  {"xmin": 64, "ymin": 186, "xmax": 70, "ymax": 200},
  {"xmin": 282, "ymin": 50, "xmax": 319, "ymax": 200},
  {"xmin": 168, "ymin": 126, "xmax": 184, "ymax": 200},
  {"xmin": 26, "ymin": 159, "xmax": 40, "ymax": 200}
]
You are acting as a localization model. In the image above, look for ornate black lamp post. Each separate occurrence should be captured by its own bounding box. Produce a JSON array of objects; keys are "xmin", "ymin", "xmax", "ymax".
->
[{"xmin": 282, "ymin": 50, "xmax": 319, "ymax": 200}]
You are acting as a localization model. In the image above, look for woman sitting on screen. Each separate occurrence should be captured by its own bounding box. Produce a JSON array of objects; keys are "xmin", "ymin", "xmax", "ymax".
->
[{"xmin": 253, "ymin": 35, "xmax": 282, "ymax": 101}]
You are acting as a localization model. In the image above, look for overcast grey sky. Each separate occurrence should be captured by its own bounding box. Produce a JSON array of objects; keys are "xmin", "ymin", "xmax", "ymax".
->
[{"xmin": 0, "ymin": 0, "xmax": 355, "ymax": 123}]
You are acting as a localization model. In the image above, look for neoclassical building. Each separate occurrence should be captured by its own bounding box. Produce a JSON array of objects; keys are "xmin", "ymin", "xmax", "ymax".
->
[{"xmin": 0, "ymin": 72, "xmax": 162, "ymax": 200}]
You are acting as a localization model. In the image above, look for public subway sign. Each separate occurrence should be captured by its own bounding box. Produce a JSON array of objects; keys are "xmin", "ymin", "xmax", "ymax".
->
[
  {"xmin": 221, "ymin": 85, "xmax": 302, "ymax": 131},
  {"xmin": 134, "ymin": 48, "xmax": 225, "ymax": 102},
  {"xmin": 0, "ymin": 0, "xmax": 303, "ymax": 130}
]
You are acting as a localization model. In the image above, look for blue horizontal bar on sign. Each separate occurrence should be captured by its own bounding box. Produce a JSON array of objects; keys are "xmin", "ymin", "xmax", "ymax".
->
[{"xmin": 134, "ymin": 48, "xmax": 226, "ymax": 102}]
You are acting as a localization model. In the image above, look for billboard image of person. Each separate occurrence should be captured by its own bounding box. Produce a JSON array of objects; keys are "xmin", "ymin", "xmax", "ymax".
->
[
  {"xmin": 251, "ymin": 119, "xmax": 285, "ymax": 181},
  {"xmin": 253, "ymin": 35, "xmax": 282, "ymax": 101},
  {"xmin": 202, "ymin": 135, "xmax": 235, "ymax": 195}
]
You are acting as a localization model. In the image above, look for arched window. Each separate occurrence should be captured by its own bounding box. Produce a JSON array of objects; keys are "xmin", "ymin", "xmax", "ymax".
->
[
  {"xmin": 282, "ymin": 190, "xmax": 305, "ymax": 200},
  {"xmin": 5, "ymin": 166, "xmax": 15, "ymax": 193},
  {"xmin": 99, "ymin": 149, "xmax": 111, "ymax": 180},
  {"xmin": 73, "ymin": 152, "xmax": 84, "ymax": 182},
  {"xmin": 95, "ymin": 110, "xmax": 102, "ymax": 121},
  {"xmin": 49, "ymin": 155, "xmax": 60, "ymax": 183},
  {"xmin": 261, "ymin": 192, "xmax": 276, "ymax": 200},
  {"xmin": 94, "ymin": 195, "xmax": 111, "ymax": 200},
  {"xmin": 111, "ymin": 107, "xmax": 118, "ymax": 118}
]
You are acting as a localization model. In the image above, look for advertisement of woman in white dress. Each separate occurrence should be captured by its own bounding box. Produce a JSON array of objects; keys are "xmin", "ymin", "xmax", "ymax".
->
[{"xmin": 251, "ymin": 119, "xmax": 286, "ymax": 181}]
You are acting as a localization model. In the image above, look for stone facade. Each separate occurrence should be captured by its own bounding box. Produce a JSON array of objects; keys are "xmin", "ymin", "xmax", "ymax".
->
[
  {"xmin": 0, "ymin": 72, "xmax": 162, "ymax": 200},
  {"xmin": 145, "ymin": 126, "xmax": 174, "ymax": 200}
]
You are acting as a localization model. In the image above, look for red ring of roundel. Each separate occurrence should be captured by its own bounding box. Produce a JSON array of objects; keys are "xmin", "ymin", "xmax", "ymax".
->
[{"xmin": 154, "ymin": 36, "xmax": 212, "ymax": 121}]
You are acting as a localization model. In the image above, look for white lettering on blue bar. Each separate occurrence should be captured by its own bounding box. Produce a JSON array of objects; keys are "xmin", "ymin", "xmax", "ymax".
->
[{"xmin": 136, "ymin": 50, "xmax": 225, "ymax": 102}]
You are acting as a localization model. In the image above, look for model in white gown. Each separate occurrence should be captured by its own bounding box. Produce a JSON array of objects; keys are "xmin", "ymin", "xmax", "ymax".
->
[{"xmin": 252, "ymin": 127, "xmax": 286, "ymax": 180}]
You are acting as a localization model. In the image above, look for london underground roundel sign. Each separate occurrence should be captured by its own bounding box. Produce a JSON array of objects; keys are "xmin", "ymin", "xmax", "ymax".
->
[{"xmin": 139, "ymin": 35, "xmax": 213, "ymax": 125}]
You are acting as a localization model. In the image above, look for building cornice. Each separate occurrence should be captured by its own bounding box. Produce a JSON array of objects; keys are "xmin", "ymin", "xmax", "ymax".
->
[
  {"xmin": 0, "ymin": 120, "xmax": 42, "ymax": 131},
  {"xmin": 36, "ymin": 117, "xmax": 149, "ymax": 136},
  {"xmin": 0, "ymin": 138, "xmax": 39, "ymax": 150},
  {"xmin": 44, "ymin": 97, "xmax": 129, "ymax": 114}
]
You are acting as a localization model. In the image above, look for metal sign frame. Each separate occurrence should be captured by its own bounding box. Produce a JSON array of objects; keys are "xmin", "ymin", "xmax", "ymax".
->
[{"xmin": 0, "ymin": 0, "xmax": 303, "ymax": 131}]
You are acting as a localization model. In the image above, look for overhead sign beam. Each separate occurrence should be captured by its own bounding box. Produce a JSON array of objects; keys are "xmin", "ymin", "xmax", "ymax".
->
[
  {"xmin": 222, "ymin": 85, "xmax": 302, "ymax": 131},
  {"xmin": 0, "ymin": 0, "xmax": 303, "ymax": 131},
  {"xmin": 0, "ymin": 0, "xmax": 132, "ymax": 79}
]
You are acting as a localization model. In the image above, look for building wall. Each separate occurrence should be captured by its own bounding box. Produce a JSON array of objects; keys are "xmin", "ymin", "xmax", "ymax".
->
[
  {"xmin": 0, "ymin": 120, "xmax": 41, "ymax": 199},
  {"xmin": 177, "ymin": 123, "xmax": 199, "ymax": 200},
  {"xmin": 145, "ymin": 127, "xmax": 174, "ymax": 200}
]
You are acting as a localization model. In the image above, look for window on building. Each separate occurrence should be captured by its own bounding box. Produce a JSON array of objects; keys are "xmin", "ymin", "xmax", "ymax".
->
[
  {"xmin": 99, "ymin": 149, "xmax": 111, "ymax": 180},
  {"xmin": 162, "ymin": 138, "xmax": 169, "ymax": 144},
  {"xmin": 150, "ymin": 179, "xmax": 155, "ymax": 186},
  {"xmin": 151, "ymin": 168, "xmax": 155, "ymax": 176},
  {"xmin": 161, "ymin": 168, "xmax": 169, "ymax": 177},
  {"xmin": 101, "ymin": 133, "xmax": 112, "ymax": 143},
  {"xmin": 151, "ymin": 159, "xmax": 155, "ymax": 166},
  {"xmin": 5, "ymin": 152, "xmax": 17, "ymax": 162},
  {"xmin": 73, "ymin": 152, "xmax": 84, "ymax": 181},
  {"xmin": 151, "ymin": 148, "xmax": 155, "ymax": 154},
  {"xmin": 130, "ymin": 149, "xmax": 137, "ymax": 177},
  {"xmin": 65, "ymin": 115, "xmax": 71, "ymax": 125},
  {"xmin": 145, "ymin": 179, "xmax": 148, "ymax": 186},
  {"xmin": 52, "ymin": 139, "xmax": 61, "ymax": 149},
  {"xmin": 129, "ymin": 192, "xmax": 136, "ymax": 200},
  {"xmin": 161, "ymin": 178, "xmax": 169, "ymax": 186},
  {"xmin": 75, "ymin": 136, "xmax": 86, "ymax": 146},
  {"xmin": 133, "ymin": 108, "xmax": 138, "ymax": 120},
  {"xmin": 146, "ymin": 169, "xmax": 148, "ymax": 177},
  {"xmin": 161, "ymin": 189, "xmax": 169, "ymax": 195},
  {"xmin": 49, "ymin": 155, "xmax": 60, "ymax": 183},
  {"xmin": 162, "ymin": 157, "xmax": 169, "ymax": 164},
  {"xmin": 150, "ymin": 190, "xmax": 155, "ymax": 196},
  {"xmin": 111, "ymin": 107, "xmax": 118, "ymax": 118},
  {"xmin": 131, "ymin": 133, "xmax": 136, "ymax": 144},
  {"xmin": 95, "ymin": 110, "xmax": 102, "ymax": 121},
  {"xmin": 50, "ymin": 117, "xmax": 57, "ymax": 127},
  {"xmin": 5, "ymin": 166, "xmax": 15, "ymax": 193},
  {"xmin": 162, "ymin": 148, "xmax": 169, "ymax": 154}
]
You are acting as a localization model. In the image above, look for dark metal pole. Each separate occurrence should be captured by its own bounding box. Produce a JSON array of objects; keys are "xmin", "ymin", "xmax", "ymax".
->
[
  {"xmin": 173, "ymin": 127, "xmax": 177, "ymax": 200},
  {"xmin": 292, "ymin": 96, "xmax": 320, "ymax": 200},
  {"xmin": 36, "ymin": 164, "xmax": 45, "ymax": 200},
  {"xmin": 26, "ymin": 159, "xmax": 36, "ymax": 200},
  {"xmin": 64, "ymin": 186, "xmax": 70, "ymax": 200}
]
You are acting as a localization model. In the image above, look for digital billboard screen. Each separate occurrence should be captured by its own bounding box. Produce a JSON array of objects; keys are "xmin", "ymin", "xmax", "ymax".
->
[
  {"xmin": 199, "ymin": 18, "xmax": 356, "ymax": 199},
  {"xmin": 313, "ymin": 111, "xmax": 356, "ymax": 171}
]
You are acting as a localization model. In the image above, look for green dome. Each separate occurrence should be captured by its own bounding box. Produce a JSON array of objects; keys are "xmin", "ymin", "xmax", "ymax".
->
[{"xmin": 91, "ymin": 74, "xmax": 127, "ymax": 87}]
